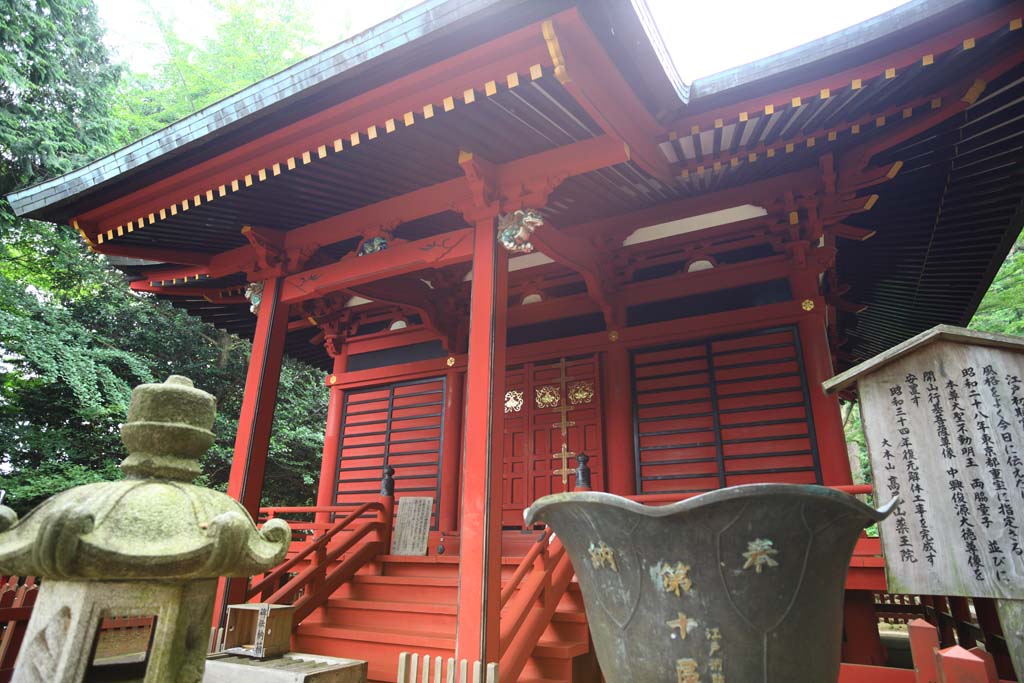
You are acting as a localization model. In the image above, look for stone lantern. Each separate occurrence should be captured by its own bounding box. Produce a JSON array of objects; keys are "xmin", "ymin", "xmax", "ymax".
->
[{"xmin": 0, "ymin": 376, "xmax": 291, "ymax": 683}]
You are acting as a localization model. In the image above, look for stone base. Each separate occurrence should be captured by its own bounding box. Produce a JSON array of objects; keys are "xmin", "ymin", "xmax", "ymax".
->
[
  {"xmin": 202, "ymin": 653, "xmax": 367, "ymax": 683},
  {"xmin": 11, "ymin": 579, "xmax": 216, "ymax": 683}
]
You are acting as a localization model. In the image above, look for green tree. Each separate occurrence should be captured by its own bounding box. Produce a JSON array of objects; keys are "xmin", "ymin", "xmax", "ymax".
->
[
  {"xmin": 1, "ymin": 0, "xmax": 332, "ymax": 515},
  {"xmin": 969, "ymin": 231, "xmax": 1024, "ymax": 335},
  {"xmin": 110, "ymin": 0, "xmax": 335, "ymax": 146}
]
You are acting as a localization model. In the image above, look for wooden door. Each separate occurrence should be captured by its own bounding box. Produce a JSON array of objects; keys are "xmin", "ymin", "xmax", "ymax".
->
[{"xmin": 502, "ymin": 355, "xmax": 604, "ymax": 528}]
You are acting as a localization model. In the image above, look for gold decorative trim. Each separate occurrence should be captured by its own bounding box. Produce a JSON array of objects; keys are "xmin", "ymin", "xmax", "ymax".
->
[
  {"xmin": 504, "ymin": 390, "xmax": 524, "ymax": 413},
  {"xmin": 568, "ymin": 381, "xmax": 594, "ymax": 405},
  {"xmin": 541, "ymin": 20, "xmax": 569, "ymax": 85},
  {"xmin": 535, "ymin": 385, "xmax": 560, "ymax": 409},
  {"xmin": 88, "ymin": 63, "xmax": 541, "ymax": 246}
]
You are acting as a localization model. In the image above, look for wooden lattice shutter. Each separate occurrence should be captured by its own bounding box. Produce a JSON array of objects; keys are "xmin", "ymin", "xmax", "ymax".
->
[
  {"xmin": 632, "ymin": 326, "xmax": 822, "ymax": 494},
  {"xmin": 334, "ymin": 376, "xmax": 446, "ymax": 528}
]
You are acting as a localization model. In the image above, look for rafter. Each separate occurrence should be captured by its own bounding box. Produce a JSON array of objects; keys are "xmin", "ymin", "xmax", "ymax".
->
[
  {"xmin": 73, "ymin": 21, "xmax": 556, "ymax": 239},
  {"xmin": 543, "ymin": 11, "xmax": 675, "ymax": 187}
]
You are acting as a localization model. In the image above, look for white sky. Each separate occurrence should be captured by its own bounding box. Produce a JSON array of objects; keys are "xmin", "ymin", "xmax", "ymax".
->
[{"xmin": 96, "ymin": 0, "xmax": 910, "ymax": 84}]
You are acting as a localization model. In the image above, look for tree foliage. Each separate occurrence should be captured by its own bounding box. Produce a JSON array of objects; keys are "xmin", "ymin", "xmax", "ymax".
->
[
  {"xmin": 110, "ymin": 0, "xmax": 330, "ymax": 147},
  {"xmin": 1, "ymin": 0, "xmax": 334, "ymax": 515},
  {"xmin": 968, "ymin": 232, "xmax": 1024, "ymax": 336}
]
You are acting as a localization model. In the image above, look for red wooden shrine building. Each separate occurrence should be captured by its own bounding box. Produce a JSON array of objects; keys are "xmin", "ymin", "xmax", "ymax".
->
[{"xmin": 8, "ymin": 0, "xmax": 1024, "ymax": 680}]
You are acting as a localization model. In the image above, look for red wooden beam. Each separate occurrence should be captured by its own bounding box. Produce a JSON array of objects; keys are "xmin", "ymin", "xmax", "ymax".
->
[
  {"xmin": 543, "ymin": 11, "xmax": 675, "ymax": 187},
  {"xmin": 343, "ymin": 327, "xmax": 442, "ymax": 357},
  {"xmin": 280, "ymin": 228, "xmax": 474, "ymax": 304},
  {"xmin": 73, "ymin": 21, "xmax": 556, "ymax": 237}
]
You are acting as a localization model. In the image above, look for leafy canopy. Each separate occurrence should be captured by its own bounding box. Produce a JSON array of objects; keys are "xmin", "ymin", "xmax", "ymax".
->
[{"xmin": 1, "ymin": 0, "xmax": 338, "ymax": 514}]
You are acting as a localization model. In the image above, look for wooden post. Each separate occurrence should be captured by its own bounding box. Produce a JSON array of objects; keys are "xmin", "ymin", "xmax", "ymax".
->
[
  {"xmin": 215, "ymin": 276, "xmax": 289, "ymax": 624},
  {"xmin": 227, "ymin": 276, "xmax": 290, "ymax": 516},
  {"xmin": 974, "ymin": 598, "xmax": 1015, "ymax": 679},
  {"xmin": 316, "ymin": 350, "xmax": 348, "ymax": 527},
  {"xmin": 439, "ymin": 369, "xmax": 464, "ymax": 532},
  {"xmin": 790, "ymin": 265, "xmax": 852, "ymax": 485},
  {"xmin": 935, "ymin": 645, "xmax": 995, "ymax": 682},
  {"xmin": 908, "ymin": 618, "xmax": 940, "ymax": 683},
  {"xmin": 602, "ymin": 340, "xmax": 636, "ymax": 495},
  {"xmin": 843, "ymin": 590, "xmax": 886, "ymax": 665},
  {"xmin": 455, "ymin": 216, "xmax": 508, "ymax": 664}
]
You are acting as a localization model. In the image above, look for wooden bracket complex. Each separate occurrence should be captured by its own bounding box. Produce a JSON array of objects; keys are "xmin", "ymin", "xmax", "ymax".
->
[{"xmin": 530, "ymin": 225, "xmax": 620, "ymax": 330}]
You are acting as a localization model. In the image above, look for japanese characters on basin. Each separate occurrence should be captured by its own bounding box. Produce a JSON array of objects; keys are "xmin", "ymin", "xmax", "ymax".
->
[{"xmin": 860, "ymin": 341, "xmax": 1024, "ymax": 598}]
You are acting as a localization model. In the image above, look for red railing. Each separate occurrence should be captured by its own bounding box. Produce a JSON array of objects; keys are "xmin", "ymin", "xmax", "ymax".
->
[
  {"xmin": 497, "ymin": 527, "xmax": 575, "ymax": 683},
  {"xmin": 249, "ymin": 495, "xmax": 393, "ymax": 624},
  {"xmin": 0, "ymin": 576, "xmax": 37, "ymax": 683}
]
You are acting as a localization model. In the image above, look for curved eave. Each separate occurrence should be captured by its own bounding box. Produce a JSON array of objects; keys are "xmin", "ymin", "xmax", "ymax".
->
[
  {"xmin": 6, "ymin": 0, "xmax": 678, "ymax": 224},
  {"xmin": 684, "ymin": 0, "xmax": 1013, "ymax": 112}
]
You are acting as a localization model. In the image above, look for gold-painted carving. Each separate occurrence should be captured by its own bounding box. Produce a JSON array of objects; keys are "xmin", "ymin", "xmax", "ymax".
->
[
  {"xmin": 801, "ymin": 298, "xmax": 815, "ymax": 311},
  {"xmin": 446, "ymin": 356, "xmax": 456, "ymax": 367},
  {"xmin": 551, "ymin": 443, "xmax": 576, "ymax": 486},
  {"xmin": 666, "ymin": 612, "xmax": 690, "ymax": 639},
  {"xmin": 657, "ymin": 561, "xmax": 693, "ymax": 596},
  {"xmin": 588, "ymin": 542, "xmax": 617, "ymax": 572},
  {"xmin": 676, "ymin": 658, "xmax": 702, "ymax": 683},
  {"xmin": 706, "ymin": 627, "xmax": 724, "ymax": 681},
  {"xmin": 742, "ymin": 538, "xmax": 780, "ymax": 573},
  {"xmin": 504, "ymin": 390, "xmax": 524, "ymax": 413},
  {"xmin": 535, "ymin": 384, "xmax": 560, "ymax": 409},
  {"xmin": 706, "ymin": 627, "xmax": 722, "ymax": 656},
  {"xmin": 567, "ymin": 381, "xmax": 594, "ymax": 405}
]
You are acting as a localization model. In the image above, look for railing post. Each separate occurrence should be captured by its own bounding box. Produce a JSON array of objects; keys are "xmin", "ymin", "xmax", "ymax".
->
[
  {"xmin": 935, "ymin": 645, "xmax": 996, "ymax": 682},
  {"xmin": 379, "ymin": 466, "xmax": 396, "ymax": 552},
  {"xmin": 909, "ymin": 618, "xmax": 940, "ymax": 683},
  {"xmin": 574, "ymin": 453, "xmax": 592, "ymax": 491}
]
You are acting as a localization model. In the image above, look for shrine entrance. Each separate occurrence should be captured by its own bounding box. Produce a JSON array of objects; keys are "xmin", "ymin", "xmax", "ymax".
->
[{"xmin": 501, "ymin": 355, "xmax": 605, "ymax": 528}]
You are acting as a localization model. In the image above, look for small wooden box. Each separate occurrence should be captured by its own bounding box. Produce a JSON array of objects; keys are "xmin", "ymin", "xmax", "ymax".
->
[{"xmin": 222, "ymin": 603, "xmax": 293, "ymax": 659}]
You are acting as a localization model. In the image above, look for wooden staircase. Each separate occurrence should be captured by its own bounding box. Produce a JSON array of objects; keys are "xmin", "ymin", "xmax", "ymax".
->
[{"xmin": 291, "ymin": 552, "xmax": 597, "ymax": 683}]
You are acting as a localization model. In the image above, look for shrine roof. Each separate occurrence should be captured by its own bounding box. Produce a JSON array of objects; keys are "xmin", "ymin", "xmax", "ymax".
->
[
  {"xmin": 6, "ymin": 0, "xmax": 680, "ymax": 222},
  {"xmin": 6, "ymin": 0, "xmax": 999, "ymax": 222},
  {"xmin": 3, "ymin": 0, "xmax": 1023, "ymax": 371},
  {"xmin": 824, "ymin": 324, "xmax": 1024, "ymax": 392}
]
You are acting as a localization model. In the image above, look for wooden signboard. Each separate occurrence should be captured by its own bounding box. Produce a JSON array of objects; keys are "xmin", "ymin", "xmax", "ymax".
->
[
  {"xmin": 826, "ymin": 326, "xmax": 1024, "ymax": 673},
  {"xmin": 390, "ymin": 497, "xmax": 433, "ymax": 556},
  {"xmin": 827, "ymin": 326, "xmax": 1024, "ymax": 598}
]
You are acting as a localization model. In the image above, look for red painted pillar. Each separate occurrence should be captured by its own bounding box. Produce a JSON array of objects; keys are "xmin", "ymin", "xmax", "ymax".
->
[
  {"xmin": 228, "ymin": 276, "xmax": 290, "ymax": 515},
  {"xmin": 603, "ymin": 341, "xmax": 636, "ymax": 496},
  {"xmin": 216, "ymin": 275, "xmax": 289, "ymax": 621},
  {"xmin": 455, "ymin": 216, "xmax": 507, "ymax": 665},
  {"xmin": 842, "ymin": 590, "xmax": 886, "ymax": 665},
  {"xmin": 790, "ymin": 262, "xmax": 852, "ymax": 486},
  {"xmin": 316, "ymin": 349, "xmax": 348, "ymax": 526},
  {"xmin": 439, "ymin": 369, "xmax": 464, "ymax": 533}
]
